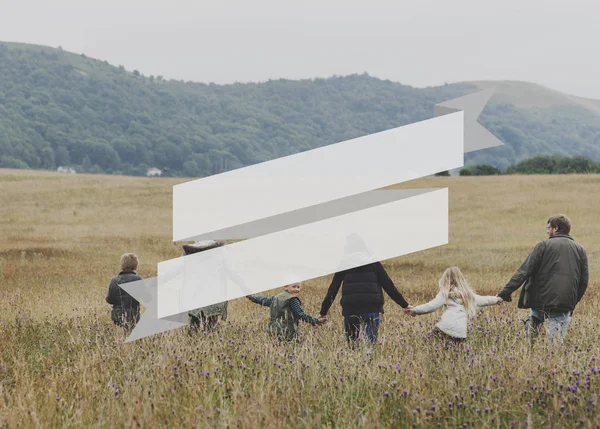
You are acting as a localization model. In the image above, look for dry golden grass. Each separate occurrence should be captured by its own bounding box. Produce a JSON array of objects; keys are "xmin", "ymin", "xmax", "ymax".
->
[{"xmin": 0, "ymin": 168, "xmax": 599, "ymax": 428}]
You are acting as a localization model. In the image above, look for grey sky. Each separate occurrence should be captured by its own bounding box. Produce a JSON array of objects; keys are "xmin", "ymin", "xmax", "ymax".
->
[{"xmin": 1, "ymin": 0, "xmax": 598, "ymax": 98}]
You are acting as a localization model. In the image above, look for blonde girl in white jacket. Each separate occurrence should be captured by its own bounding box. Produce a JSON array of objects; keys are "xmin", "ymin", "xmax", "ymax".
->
[{"xmin": 406, "ymin": 267, "xmax": 502, "ymax": 343}]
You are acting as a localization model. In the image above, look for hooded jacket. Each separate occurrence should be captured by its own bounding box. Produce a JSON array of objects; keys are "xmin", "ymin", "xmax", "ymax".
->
[
  {"xmin": 498, "ymin": 234, "xmax": 588, "ymax": 313},
  {"xmin": 413, "ymin": 291, "xmax": 498, "ymax": 338}
]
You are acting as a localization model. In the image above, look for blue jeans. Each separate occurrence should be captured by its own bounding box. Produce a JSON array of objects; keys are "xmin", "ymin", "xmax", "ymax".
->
[
  {"xmin": 526, "ymin": 309, "xmax": 571, "ymax": 345},
  {"xmin": 344, "ymin": 313, "xmax": 380, "ymax": 344}
]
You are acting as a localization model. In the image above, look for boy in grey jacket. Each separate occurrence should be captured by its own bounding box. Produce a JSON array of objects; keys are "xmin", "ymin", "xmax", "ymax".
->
[{"xmin": 106, "ymin": 253, "xmax": 142, "ymax": 334}]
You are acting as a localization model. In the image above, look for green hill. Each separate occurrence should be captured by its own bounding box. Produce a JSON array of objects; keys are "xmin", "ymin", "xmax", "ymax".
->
[
  {"xmin": 461, "ymin": 80, "xmax": 600, "ymax": 168},
  {"xmin": 469, "ymin": 80, "xmax": 600, "ymax": 112},
  {"xmin": 1, "ymin": 41, "xmax": 599, "ymax": 176}
]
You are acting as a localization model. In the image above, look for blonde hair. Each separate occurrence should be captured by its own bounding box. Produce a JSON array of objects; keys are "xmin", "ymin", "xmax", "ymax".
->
[
  {"xmin": 120, "ymin": 253, "xmax": 139, "ymax": 271},
  {"xmin": 439, "ymin": 267, "xmax": 477, "ymax": 317}
]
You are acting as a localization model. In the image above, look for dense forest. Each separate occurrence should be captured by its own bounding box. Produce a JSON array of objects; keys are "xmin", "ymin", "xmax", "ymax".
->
[{"xmin": 1, "ymin": 42, "xmax": 599, "ymax": 177}]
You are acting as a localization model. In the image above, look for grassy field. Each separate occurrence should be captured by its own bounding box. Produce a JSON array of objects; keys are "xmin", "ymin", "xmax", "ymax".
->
[{"xmin": 0, "ymin": 168, "xmax": 599, "ymax": 428}]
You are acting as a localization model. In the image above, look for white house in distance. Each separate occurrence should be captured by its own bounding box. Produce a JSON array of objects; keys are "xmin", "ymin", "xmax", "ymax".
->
[
  {"xmin": 146, "ymin": 167, "xmax": 163, "ymax": 177},
  {"xmin": 57, "ymin": 166, "xmax": 76, "ymax": 174}
]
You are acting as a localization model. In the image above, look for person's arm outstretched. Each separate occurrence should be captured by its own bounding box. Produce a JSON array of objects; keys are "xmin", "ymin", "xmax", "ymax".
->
[
  {"xmin": 475, "ymin": 295, "xmax": 501, "ymax": 307},
  {"xmin": 498, "ymin": 241, "xmax": 545, "ymax": 302},
  {"xmin": 319, "ymin": 272, "xmax": 343, "ymax": 316},
  {"xmin": 289, "ymin": 298, "xmax": 320, "ymax": 325},
  {"xmin": 247, "ymin": 295, "xmax": 273, "ymax": 307},
  {"xmin": 411, "ymin": 292, "xmax": 445, "ymax": 315},
  {"xmin": 375, "ymin": 262, "xmax": 409, "ymax": 308}
]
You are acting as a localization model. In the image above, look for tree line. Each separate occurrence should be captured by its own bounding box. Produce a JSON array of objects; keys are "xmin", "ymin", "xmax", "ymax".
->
[
  {"xmin": 1, "ymin": 42, "xmax": 599, "ymax": 177},
  {"xmin": 453, "ymin": 155, "xmax": 600, "ymax": 175}
]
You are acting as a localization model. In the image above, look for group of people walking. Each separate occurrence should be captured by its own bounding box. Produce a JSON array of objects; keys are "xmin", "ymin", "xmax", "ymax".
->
[{"xmin": 107, "ymin": 214, "xmax": 589, "ymax": 346}]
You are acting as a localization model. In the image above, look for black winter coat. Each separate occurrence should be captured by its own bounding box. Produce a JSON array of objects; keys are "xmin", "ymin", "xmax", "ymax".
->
[{"xmin": 320, "ymin": 262, "xmax": 409, "ymax": 316}]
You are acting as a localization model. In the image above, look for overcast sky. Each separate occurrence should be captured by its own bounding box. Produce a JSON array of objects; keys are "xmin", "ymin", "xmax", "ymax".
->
[{"xmin": 1, "ymin": 0, "xmax": 598, "ymax": 98}]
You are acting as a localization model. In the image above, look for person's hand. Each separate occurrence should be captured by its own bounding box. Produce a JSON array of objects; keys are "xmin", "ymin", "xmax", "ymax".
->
[
  {"xmin": 246, "ymin": 295, "xmax": 254, "ymax": 300},
  {"xmin": 317, "ymin": 315, "xmax": 328, "ymax": 325},
  {"xmin": 405, "ymin": 306, "xmax": 416, "ymax": 317},
  {"xmin": 496, "ymin": 296, "xmax": 504, "ymax": 305}
]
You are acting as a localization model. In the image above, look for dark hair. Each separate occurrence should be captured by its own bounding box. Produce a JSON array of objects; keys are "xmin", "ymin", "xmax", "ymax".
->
[{"xmin": 547, "ymin": 214, "xmax": 571, "ymax": 235}]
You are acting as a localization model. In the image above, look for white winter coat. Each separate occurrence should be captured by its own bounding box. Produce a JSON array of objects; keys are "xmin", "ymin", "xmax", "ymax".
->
[{"xmin": 413, "ymin": 291, "xmax": 499, "ymax": 338}]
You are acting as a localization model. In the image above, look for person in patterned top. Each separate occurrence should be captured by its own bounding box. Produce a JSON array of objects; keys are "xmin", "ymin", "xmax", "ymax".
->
[{"xmin": 248, "ymin": 282, "xmax": 327, "ymax": 342}]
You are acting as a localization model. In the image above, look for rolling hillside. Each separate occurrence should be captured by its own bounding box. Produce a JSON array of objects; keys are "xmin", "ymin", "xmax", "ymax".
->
[{"xmin": 1, "ymin": 41, "xmax": 599, "ymax": 176}]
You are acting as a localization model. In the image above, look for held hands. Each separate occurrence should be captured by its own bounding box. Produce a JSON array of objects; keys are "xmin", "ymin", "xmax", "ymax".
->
[
  {"xmin": 404, "ymin": 306, "xmax": 417, "ymax": 317},
  {"xmin": 496, "ymin": 296, "xmax": 504, "ymax": 305},
  {"xmin": 317, "ymin": 315, "xmax": 328, "ymax": 326}
]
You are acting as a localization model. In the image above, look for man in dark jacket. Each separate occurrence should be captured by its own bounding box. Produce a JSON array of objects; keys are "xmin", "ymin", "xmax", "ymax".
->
[
  {"xmin": 498, "ymin": 214, "xmax": 589, "ymax": 344},
  {"xmin": 320, "ymin": 262, "xmax": 410, "ymax": 345}
]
